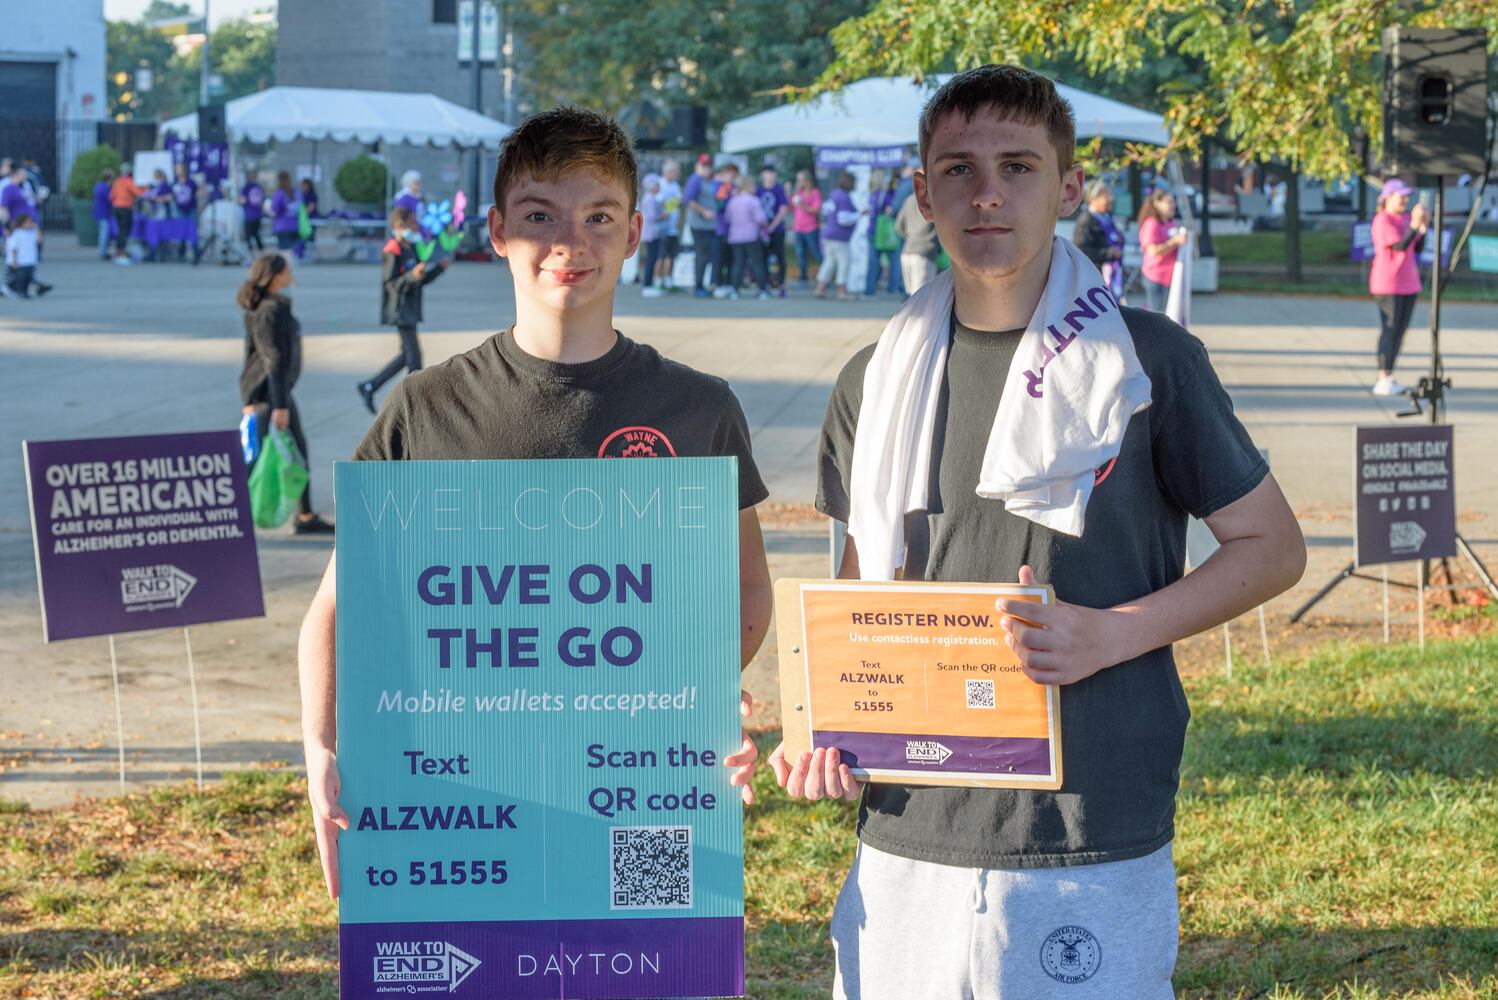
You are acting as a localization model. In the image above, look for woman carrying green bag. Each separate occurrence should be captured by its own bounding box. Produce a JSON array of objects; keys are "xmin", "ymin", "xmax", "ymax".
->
[{"xmin": 238, "ymin": 252, "xmax": 334, "ymax": 535}]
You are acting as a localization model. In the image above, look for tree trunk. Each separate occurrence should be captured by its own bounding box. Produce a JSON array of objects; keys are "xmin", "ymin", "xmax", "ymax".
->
[
  {"xmin": 1285, "ymin": 164, "xmax": 1302, "ymax": 283},
  {"xmin": 1199, "ymin": 141, "xmax": 1215, "ymax": 257}
]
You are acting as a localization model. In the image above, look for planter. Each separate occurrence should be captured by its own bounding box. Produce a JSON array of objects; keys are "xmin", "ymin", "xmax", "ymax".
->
[{"xmin": 70, "ymin": 198, "xmax": 101, "ymax": 247}]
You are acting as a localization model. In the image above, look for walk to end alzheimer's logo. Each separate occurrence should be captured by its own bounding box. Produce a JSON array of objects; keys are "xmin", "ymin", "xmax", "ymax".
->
[
  {"xmin": 120, "ymin": 564, "xmax": 197, "ymax": 612},
  {"xmin": 372, "ymin": 940, "xmax": 481, "ymax": 993}
]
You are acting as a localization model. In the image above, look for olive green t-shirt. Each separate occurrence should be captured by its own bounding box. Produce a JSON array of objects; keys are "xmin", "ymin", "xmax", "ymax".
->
[{"xmin": 816, "ymin": 306, "xmax": 1267, "ymax": 868}]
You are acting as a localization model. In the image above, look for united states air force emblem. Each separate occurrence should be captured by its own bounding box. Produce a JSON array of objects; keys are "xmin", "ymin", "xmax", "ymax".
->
[{"xmin": 1039, "ymin": 925, "xmax": 1102, "ymax": 983}]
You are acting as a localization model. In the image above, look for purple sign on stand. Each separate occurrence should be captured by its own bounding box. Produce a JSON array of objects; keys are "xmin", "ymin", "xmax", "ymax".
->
[
  {"xmin": 1354, "ymin": 425, "xmax": 1457, "ymax": 568},
  {"xmin": 23, "ymin": 432, "xmax": 265, "ymax": 642},
  {"xmin": 1350, "ymin": 222, "xmax": 1452, "ymax": 267}
]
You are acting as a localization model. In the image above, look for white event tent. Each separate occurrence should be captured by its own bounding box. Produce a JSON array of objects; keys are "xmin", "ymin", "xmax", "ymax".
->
[
  {"xmin": 160, "ymin": 85, "xmax": 512, "ymax": 149},
  {"xmin": 720, "ymin": 75, "xmax": 1169, "ymax": 153}
]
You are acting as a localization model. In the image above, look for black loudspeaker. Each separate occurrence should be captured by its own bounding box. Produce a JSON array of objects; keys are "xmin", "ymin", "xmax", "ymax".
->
[
  {"xmin": 668, "ymin": 106, "xmax": 708, "ymax": 150},
  {"xmin": 1382, "ymin": 27, "xmax": 1489, "ymax": 178},
  {"xmin": 197, "ymin": 103, "xmax": 227, "ymax": 144}
]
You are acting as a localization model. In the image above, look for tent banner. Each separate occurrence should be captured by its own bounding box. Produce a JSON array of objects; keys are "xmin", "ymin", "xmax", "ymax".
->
[
  {"xmin": 22, "ymin": 431, "xmax": 264, "ymax": 642},
  {"xmin": 334, "ymin": 457, "xmax": 745, "ymax": 999},
  {"xmin": 815, "ymin": 145, "xmax": 906, "ymax": 170}
]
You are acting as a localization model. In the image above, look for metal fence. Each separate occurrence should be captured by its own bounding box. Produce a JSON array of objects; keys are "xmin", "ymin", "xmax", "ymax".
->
[{"xmin": 0, "ymin": 117, "xmax": 159, "ymax": 231}]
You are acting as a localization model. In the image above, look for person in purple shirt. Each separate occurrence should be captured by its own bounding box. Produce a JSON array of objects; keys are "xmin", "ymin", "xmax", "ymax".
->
[
  {"xmin": 2, "ymin": 165, "xmax": 38, "ymax": 224},
  {"xmin": 269, "ymin": 171, "xmax": 298, "ymax": 249},
  {"xmin": 863, "ymin": 170, "xmax": 902, "ymax": 297},
  {"xmin": 169, "ymin": 163, "xmax": 202, "ymax": 263},
  {"xmin": 239, "ymin": 173, "xmax": 266, "ymax": 251},
  {"xmin": 92, "ymin": 169, "xmax": 115, "ymax": 260},
  {"xmin": 818, "ymin": 171, "xmax": 858, "ymax": 300},
  {"xmin": 394, "ymin": 170, "xmax": 423, "ymax": 218},
  {"xmin": 755, "ymin": 165, "xmax": 789, "ymax": 295}
]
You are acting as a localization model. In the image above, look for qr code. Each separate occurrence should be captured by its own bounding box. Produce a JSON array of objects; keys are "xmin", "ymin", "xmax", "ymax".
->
[
  {"xmin": 610, "ymin": 825, "xmax": 692, "ymax": 909},
  {"xmin": 966, "ymin": 679, "xmax": 996, "ymax": 709}
]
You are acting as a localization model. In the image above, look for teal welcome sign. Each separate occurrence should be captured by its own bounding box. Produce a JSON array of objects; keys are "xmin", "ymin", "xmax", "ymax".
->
[{"xmin": 334, "ymin": 458, "xmax": 744, "ymax": 998}]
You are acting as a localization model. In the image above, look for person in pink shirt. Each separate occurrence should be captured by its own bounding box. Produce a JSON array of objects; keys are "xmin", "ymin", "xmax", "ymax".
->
[
  {"xmin": 790, "ymin": 170, "xmax": 823, "ymax": 287},
  {"xmin": 1368, "ymin": 177, "xmax": 1428, "ymax": 396},
  {"xmin": 1136, "ymin": 189, "xmax": 1188, "ymax": 312},
  {"xmin": 722, "ymin": 175, "xmax": 771, "ymax": 299}
]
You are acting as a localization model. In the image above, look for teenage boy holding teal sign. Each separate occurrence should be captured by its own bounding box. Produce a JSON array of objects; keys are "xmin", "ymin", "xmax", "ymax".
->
[
  {"xmin": 299, "ymin": 107, "xmax": 771, "ymax": 913},
  {"xmin": 773, "ymin": 66, "xmax": 1306, "ymax": 998}
]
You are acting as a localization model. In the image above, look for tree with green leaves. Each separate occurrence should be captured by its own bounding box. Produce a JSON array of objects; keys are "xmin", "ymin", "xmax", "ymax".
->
[
  {"xmin": 512, "ymin": 0, "xmax": 868, "ymax": 128},
  {"xmin": 813, "ymin": 0, "xmax": 1498, "ymax": 280},
  {"xmin": 107, "ymin": 6, "xmax": 275, "ymax": 122}
]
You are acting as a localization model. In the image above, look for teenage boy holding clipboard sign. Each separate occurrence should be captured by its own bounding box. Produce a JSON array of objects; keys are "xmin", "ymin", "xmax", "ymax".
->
[{"xmin": 770, "ymin": 66, "xmax": 1305, "ymax": 998}]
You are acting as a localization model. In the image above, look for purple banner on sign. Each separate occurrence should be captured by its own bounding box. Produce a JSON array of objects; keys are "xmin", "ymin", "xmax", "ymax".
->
[
  {"xmin": 815, "ymin": 146, "xmax": 907, "ymax": 170},
  {"xmin": 1349, "ymin": 221, "xmax": 1452, "ymax": 266},
  {"xmin": 340, "ymin": 916, "xmax": 743, "ymax": 998},
  {"xmin": 23, "ymin": 432, "xmax": 265, "ymax": 642},
  {"xmin": 813, "ymin": 730, "xmax": 1052, "ymax": 775}
]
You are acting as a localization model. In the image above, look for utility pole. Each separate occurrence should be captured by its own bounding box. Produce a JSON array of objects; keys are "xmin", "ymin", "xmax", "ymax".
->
[
  {"xmin": 199, "ymin": 0, "xmax": 211, "ymax": 106},
  {"xmin": 469, "ymin": 1, "xmax": 483, "ymax": 214}
]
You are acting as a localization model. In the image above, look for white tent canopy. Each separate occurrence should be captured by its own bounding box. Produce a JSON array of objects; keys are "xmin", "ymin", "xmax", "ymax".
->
[
  {"xmin": 720, "ymin": 75, "xmax": 1168, "ymax": 153},
  {"xmin": 160, "ymin": 86, "xmax": 512, "ymax": 149}
]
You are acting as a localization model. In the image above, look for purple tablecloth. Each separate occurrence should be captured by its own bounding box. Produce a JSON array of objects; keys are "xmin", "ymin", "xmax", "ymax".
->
[{"xmin": 129, "ymin": 216, "xmax": 199, "ymax": 249}]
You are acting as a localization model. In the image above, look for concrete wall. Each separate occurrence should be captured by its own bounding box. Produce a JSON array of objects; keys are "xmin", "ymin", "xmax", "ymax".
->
[{"xmin": 0, "ymin": 0, "xmax": 107, "ymax": 120}]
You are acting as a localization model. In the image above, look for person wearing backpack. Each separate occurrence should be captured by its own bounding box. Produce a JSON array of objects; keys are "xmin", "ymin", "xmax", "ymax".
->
[
  {"xmin": 864, "ymin": 171, "xmax": 903, "ymax": 298},
  {"xmin": 237, "ymin": 251, "xmax": 333, "ymax": 535}
]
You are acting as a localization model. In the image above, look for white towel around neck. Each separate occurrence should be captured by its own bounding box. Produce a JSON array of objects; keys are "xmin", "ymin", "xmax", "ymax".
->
[{"xmin": 847, "ymin": 237, "xmax": 1152, "ymax": 581}]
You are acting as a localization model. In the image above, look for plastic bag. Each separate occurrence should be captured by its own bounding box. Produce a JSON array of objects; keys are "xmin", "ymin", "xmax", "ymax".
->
[
  {"xmin": 248, "ymin": 426, "xmax": 310, "ymax": 528},
  {"xmin": 874, "ymin": 214, "xmax": 899, "ymax": 252}
]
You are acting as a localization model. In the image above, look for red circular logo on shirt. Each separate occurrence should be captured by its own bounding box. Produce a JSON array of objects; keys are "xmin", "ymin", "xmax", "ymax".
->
[
  {"xmin": 598, "ymin": 426, "xmax": 677, "ymax": 459},
  {"xmin": 1094, "ymin": 458, "xmax": 1117, "ymax": 487}
]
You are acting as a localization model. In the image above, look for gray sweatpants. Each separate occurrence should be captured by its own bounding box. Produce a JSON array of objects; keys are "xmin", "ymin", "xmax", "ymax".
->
[{"xmin": 831, "ymin": 841, "xmax": 1177, "ymax": 1000}]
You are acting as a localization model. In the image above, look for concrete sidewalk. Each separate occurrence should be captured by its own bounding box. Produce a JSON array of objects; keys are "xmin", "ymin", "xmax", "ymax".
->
[{"xmin": 3, "ymin": 242, "xmax": 1495, "ymax": 805}]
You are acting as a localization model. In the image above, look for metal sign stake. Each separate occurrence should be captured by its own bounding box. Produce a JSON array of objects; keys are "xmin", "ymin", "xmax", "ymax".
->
[{"xmin": 107, "ymin": 635, "xmax": 126, "ymax": 794}]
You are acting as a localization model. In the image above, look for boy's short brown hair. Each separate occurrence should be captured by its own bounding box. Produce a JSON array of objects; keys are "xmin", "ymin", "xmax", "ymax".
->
[
  {"xmin": 918, "ymin": 65, "xmax": 1077, "ymax": 175},
  {"xmin": 492, "ymin": 107, "xmax": 638, "ymax": 215}
]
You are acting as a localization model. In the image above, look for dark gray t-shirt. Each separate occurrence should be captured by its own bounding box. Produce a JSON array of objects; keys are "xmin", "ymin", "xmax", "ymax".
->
[
  {"xmin": 355, "ymin": 329, "xmax": 769, "ymax": 511},
  {"xmin": 816, "ymin": 307, "xmax": 1267, "ymax": 868}
]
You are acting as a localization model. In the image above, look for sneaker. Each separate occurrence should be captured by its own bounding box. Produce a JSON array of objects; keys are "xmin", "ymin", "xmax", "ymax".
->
[
  {"xmin": 293, "ymin": 513, "xmax": 336, "ymax": 535},
  {"xmin": 1372, "ymin": 376, "xmax": 1406, "ymax": 397},
  {"xmin": 712, "ymin": 286, "xmax": 732, "ymax": 299},
  {"xmin": 0, "ymin": 285, "xmax": 17, "ymax": 299},
  {"xmin": 34, "ymin": 283, "xmax": 52, "ymax": 297},
  {"xmin": 693, "ymin": 288, "xmax": 710, "ymax": 298},
  {"xmin": 757, "ymin": 290, "xmax": 772, "ymax": 300},
  {"xmin": 726, "ymin": 289, "xmax": 740, "ymax": 300},
  {"xmin": 357, "ymin": 381, "xmax": 377, "ymax": 414},
  {"xmin": 114, "ymin": 256, "xmax": 133, "ymax": 266},
  {"xmin": 641, "ymin": 286, "xmax": 664, "ymax": 298}
]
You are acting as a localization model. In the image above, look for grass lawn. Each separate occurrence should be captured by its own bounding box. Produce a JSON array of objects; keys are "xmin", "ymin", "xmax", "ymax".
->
[{"xmin": 2, "ymin": 636, "xmax": 1495, "ymax": 999}]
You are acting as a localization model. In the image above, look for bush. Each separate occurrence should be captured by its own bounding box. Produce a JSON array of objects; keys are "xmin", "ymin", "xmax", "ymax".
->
[
  {"xmin": 66, "ymin": 144, "xmax": 122, "ymax": 201},
  {"xmin": 334, "ymin": 155, "xmax": 388, "ymax": 205}
]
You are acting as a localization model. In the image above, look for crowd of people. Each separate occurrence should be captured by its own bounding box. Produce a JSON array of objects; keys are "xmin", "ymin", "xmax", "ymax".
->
[
  {"xmin": 79, "ymin": 159, "xmax": 323, "ymax": 268},
  {"xmin": 0, "ymin": 158, "xmax": 54, "ymax": 299},
  {"xmin": 636, "ymin": 155, "xmax": 943, "ymax": 302}
]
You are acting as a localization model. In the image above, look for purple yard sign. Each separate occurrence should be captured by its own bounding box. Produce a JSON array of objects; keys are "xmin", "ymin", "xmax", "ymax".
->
[
  {"xmin": 815, "ymin": 146, "xmax": 906, "ymax": 170},
  {"xmin": 1354, "ymin": 425, "xmax": 1457, "ymax": 568},
  {"xmin": 23, "ymin": 432, "xmax": 264, "ymax": 642},
  {"xmin": 1349, "ymin": 222, "xmax": 1453, "ymax": 267}
]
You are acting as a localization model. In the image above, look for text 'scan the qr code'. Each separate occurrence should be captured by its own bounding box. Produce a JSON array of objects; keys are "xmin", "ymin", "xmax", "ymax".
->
[
  {"xmin": 965, "ymin": 678, "xmax": 996, "ymax": 709},
  {"xmin": 610, "ymin": 825, "xmax": 693, "ymax": 910}
]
